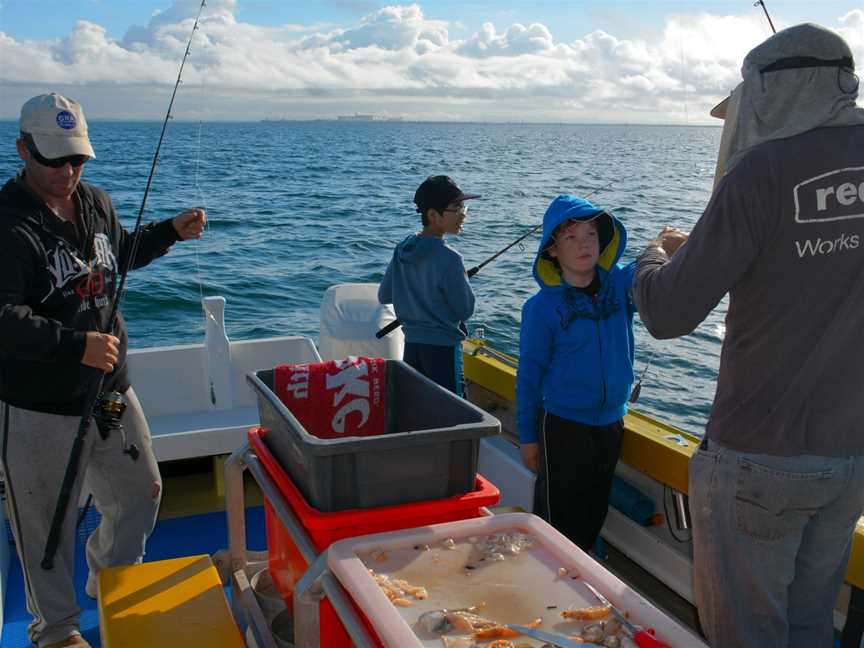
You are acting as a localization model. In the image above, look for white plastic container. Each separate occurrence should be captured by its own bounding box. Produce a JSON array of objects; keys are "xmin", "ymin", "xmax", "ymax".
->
[
  {"xmin": 327, "ymin": 512, "xmax": 708, "ymax": 648},
  {"xmin": 318, "ymin": 284, "xmax": 403, "ymax": 361}
]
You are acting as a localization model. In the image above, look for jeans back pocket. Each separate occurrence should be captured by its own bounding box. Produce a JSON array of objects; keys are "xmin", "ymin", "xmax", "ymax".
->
[{"xmin": 735, "ymin": 458, "xmax": 834, "ymax": 542}]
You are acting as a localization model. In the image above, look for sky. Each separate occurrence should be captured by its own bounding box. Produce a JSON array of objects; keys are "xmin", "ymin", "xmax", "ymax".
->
[{"xmin": 0, "ymin": 1, "xmax": 862, "ymax": 123}]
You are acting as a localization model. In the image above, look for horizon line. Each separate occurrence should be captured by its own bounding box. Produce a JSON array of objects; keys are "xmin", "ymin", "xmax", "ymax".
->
[{"xmin": 0, "ymin": 118, "xmax": 720, "ymax": 127}]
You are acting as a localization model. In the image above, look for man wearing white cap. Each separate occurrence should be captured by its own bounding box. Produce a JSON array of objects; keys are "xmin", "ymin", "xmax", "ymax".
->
[
  {"xmin": 0, "ymin": 93, "xmax": 206, "ymax": 647},
  {"xmin": 632, "ymin": 24, "xmax": 864, "ymax": 647}
]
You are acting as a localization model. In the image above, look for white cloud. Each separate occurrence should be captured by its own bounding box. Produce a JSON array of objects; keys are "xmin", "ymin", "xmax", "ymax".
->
[
  {"xmin": 0, "ymin": 2, "xmax": 861, "ymax": 122},
  {"xmin": 836, "ymin": 9, "xmax": 864, "ymax": 54},
  {"xmin": 458, "ymin": 22, "xmax": 554, "ymax": 58},
  {"xmin": 324, "ymin": 4, "xmax": 448, "ymax": 51}
]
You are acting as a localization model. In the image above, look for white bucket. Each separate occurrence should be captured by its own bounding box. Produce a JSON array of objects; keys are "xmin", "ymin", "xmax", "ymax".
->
[
  {"xmin": 249, "ymin": 567, "xmax": 286, "ymax": 622},
  {"xmin": 271, "ymin": 609, "xmax": 295, "ymax": 647}
]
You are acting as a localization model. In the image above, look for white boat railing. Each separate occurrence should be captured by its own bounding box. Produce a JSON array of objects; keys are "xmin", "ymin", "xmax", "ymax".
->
[{"xmin": 129, "ymin": 297, "xmax": 321, "ymax": 462}]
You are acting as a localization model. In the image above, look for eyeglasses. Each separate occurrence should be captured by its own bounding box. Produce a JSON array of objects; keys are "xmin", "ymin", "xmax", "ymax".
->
[
  {"xmin": 25, "ymin": 140, "xmax": 88, "ymax": 169},
  {"xmin": 443, "ymin": 204, "xmax": 468, "ymax": 217}
]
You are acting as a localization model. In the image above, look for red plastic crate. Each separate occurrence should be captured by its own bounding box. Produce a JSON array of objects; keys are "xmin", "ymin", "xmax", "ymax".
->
[{"xmin": 247, "ymin": 427, "xmax": 500, "ymax": 647}]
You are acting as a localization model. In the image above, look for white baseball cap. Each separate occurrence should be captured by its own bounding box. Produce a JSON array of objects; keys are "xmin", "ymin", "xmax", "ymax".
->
[{"xmin": 19, "ymin": 93, "xmax": 95, "ymax": 160}]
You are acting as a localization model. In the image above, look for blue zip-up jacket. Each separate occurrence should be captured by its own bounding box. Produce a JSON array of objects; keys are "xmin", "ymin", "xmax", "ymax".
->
[
  {"xmin": 378, "ymin": 234, "xmax": 475, "ymax": 345},
  {"xmin": 517, "ymin": 194, "xmax": 636, "ymax": 443}
]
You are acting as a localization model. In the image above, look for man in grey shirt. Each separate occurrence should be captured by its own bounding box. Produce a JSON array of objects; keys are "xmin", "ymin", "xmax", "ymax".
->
[{"xmin": 633, "ymin": 24, "xmax": 864, "ymax": 648}]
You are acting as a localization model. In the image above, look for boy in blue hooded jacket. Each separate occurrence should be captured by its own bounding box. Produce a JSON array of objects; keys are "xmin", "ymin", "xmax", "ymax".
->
[{"xmin": 517, "ymin": 194, "xmax": 636, "ymax": 552}]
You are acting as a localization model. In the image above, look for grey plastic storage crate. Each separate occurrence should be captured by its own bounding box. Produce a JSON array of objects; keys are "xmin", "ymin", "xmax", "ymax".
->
[{"xmin": 246, "ymin": 360, "xmax": 500, "ymax": 512}]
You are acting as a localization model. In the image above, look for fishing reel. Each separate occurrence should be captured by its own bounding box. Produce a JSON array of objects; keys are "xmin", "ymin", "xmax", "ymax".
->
[{"xmin": 93, "ymin": 391, "xmax": 140, "ymax": 461}]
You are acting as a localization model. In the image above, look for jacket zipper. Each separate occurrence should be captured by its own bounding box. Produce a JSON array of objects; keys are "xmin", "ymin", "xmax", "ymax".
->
[{"xmin": 593, "ymin": 293, "xmax": 607, "ymax": 420}]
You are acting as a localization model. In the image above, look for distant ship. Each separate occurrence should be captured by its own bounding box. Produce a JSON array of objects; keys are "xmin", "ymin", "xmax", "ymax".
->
[
  {"xmin": 261, "ymin": 114, "xmax": 405, "ymax": 123},
  {"xmin": 337, "ymin": 113, "xmax": 404, "ymax": 122}
]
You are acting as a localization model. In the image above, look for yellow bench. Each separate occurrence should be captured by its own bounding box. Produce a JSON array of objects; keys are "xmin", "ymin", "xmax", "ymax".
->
[{"xmin": 98, "ymin": 554, "xmax": 245, "ymax": 647}]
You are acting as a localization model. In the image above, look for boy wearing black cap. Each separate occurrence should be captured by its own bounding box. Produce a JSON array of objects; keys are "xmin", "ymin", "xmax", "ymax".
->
[{"xmin": 378, "ymin": 175, "xmax": 480, "ymax": 394}]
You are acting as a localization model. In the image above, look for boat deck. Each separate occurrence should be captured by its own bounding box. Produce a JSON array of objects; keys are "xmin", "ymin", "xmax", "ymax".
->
[
  {"xmin": 0, "ymin": 462, "xmax": 266, "ymax": 648},
  {"xmin": 1, "ymin": 460, "xmax": 856, "ymax": 647},
  {"xmin": 2, "ymin": 331, "xmax": 861, "ymax": 646}
]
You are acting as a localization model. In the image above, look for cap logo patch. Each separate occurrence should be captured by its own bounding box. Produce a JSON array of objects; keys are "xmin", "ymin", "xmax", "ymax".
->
[{"xmin": 56, "ymin": 110, "xmax": 77, "ymax": 130}]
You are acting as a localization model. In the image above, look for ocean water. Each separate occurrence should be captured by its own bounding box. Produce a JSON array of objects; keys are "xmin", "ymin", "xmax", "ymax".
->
[{"xmin": 0, "ymin": 120, "xmax": 724, "ymax": 436}]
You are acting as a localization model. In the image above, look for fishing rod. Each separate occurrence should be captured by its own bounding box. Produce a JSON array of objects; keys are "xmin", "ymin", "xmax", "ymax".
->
[
  {"xmin": 42, "ymin": 0, "xmax": 208, "ymax": 570},
  {"xmin": 754, "ymin": 0, "xmax": 776, "ymax": 33},
  {"xmin": 465, "ymin": 223, "xmax": 542, "ymax": 278},
  {"xmin": 376, "ymin": 181, "xmax": 615, "ymax": 339}
]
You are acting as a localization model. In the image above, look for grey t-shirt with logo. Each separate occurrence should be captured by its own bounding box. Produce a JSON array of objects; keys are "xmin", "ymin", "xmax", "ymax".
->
[{"xmin": 633, "ymin": 125, "xmax": 864, "ymax": 457}]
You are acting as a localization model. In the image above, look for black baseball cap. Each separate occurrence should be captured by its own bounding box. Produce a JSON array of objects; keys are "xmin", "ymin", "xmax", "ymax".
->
[{"xmin": 414, "ymin": 175, "xmax": 481, "ymax": 213}]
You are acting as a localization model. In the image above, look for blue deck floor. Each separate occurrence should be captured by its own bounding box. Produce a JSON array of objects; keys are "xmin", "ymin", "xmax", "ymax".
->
[{"xmin": 1, "ymin": 506, "xmax": 266, "ymax": 648}]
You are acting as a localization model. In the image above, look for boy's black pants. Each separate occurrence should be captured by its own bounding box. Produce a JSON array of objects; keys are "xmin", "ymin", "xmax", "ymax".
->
[
  {"xmin": 403, "ymin": 342, "xmax": 462, "ymax": 395},
  {"xmin": 533, "ymin": 412, "xmax": 624, "ymax": 552}
]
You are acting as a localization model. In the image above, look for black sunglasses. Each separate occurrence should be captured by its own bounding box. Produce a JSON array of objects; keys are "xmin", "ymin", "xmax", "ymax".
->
[{"xmin": 25, "ymin": 139, "xmax": 88, "ymax": 169}]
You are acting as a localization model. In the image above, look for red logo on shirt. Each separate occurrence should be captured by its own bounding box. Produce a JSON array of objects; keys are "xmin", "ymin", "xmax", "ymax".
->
[{"xmin": 74, "ymin": 272, "xmax": 105, "ymax": 298}]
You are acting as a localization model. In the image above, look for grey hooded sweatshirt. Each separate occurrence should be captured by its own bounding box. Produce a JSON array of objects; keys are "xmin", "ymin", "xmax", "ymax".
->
[
  {"xmin": 378, "ymin": 234, "xmax": 475, "ymax": 345},
  {"xmin": 633, "ymin": 24, "xmax": 864, "ymax": 457}
]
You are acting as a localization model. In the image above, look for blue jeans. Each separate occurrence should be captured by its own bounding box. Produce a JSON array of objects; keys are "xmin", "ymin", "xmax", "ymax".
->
[{"xmin": 689, "ymin": 440, "xmax": 864, "ymax": 648}]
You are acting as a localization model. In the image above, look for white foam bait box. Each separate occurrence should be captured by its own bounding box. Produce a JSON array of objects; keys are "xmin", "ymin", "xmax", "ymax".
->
[{"xmin": 327, "ymin": 512, "xmax": 708, "ymax": 648}]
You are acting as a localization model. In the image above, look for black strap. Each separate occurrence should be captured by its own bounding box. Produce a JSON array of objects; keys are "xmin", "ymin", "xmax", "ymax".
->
[{"xmin": 760, "ymin": 56, "xmax": 853, "ymax": 73}]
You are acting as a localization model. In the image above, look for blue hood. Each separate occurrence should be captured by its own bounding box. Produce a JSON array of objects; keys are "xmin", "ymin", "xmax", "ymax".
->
[{"xmin": 532, "ymin": 194, "xmax": 627, "ymax": 288}]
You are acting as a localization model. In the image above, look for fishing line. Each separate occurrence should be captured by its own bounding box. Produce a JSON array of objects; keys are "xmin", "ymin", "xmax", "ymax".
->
[
  {"xmin": 191, "ymin": 27, "xmax": 218, "ymax": 330},
  {"xmin": 626, "ymin": 16, "xmax": 693, "ymax": 401},
  {"xmin": 119, "ymin": 7, "xmax": 207, "ymax": 318},
  {"xmin": 42, "ymin": 0, "xmax": 209, "ymax": 570},
  {"xmin": 628, "ymin": 15, "xmax": 702, "ymax": 403},
  {"xmin": 679, "ymin": 27, "xmax": 689, "ymax": 124},
  {"xmin": 628, "ymin": 347, "xmax": 655, "ymax": 403}
]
